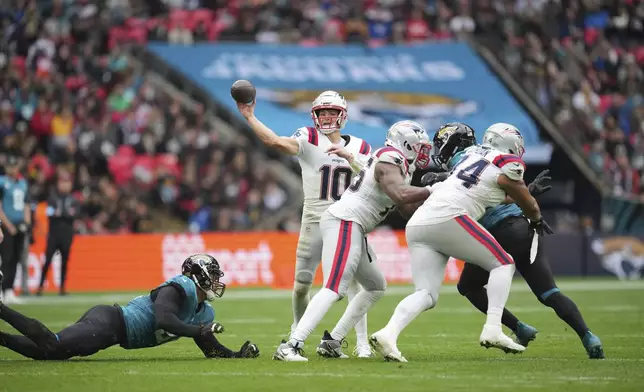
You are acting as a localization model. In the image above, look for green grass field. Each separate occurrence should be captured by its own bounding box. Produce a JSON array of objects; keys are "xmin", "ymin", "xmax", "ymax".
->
[{"xmin": 1, "ymin": 279, "xmax": 643, "ymax": 392}]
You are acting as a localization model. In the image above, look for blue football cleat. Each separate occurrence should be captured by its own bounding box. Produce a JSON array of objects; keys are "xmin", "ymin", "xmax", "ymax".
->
[
  {"xmin": 514, "ymin": 321, "xmax": 538, "ymax": 347},
  {"xmin": 582, "ymin": 332, "xmax": 605, "ymax": 359}
]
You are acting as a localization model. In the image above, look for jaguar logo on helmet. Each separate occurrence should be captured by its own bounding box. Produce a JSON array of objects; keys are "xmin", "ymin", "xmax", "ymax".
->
[{"xmin": 181, "ymin": 253, "xmax": 226, "ymax": 301}]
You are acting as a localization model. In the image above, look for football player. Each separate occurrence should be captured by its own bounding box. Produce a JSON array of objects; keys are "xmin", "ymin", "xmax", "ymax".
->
[
  {"xmin": 273, "ymin": 121, "xmax": 433, "ymax": 361},
  {"xmin": 237, "ymin": 91, "xmax": 374, "ymax": 357},
  {"xmin": 421, "ymin": 123, "xmax": 605, "ymax": 359},
  {"xmin": 0, "ymin": 254, "xmax": 260, "ymax": 360},
  {"xmin": 370, "ymin": 123, "xmax": 553, "ymax": 362}
]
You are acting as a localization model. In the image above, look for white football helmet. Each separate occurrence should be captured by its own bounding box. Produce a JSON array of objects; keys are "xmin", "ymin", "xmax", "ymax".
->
[
  {"xmin": 311, "ymin": 90, "xmax": 348, "ymax": 134},
  {"xmin": 482, "ymin": 123, "xmax": 525, "ymax": 157},
  {"xmin": 385, "ymin": 120, "xmax": 432, "ymax": 170}
]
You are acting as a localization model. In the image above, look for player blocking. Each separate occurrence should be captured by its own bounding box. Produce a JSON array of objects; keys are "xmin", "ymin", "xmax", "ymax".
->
[
  {"xmin": 370, "ymin": 123, "xmax": 553, "ymax": 362},
  {"xmin": 274, "ymin": 121, "xmax": 434, "ymax": 361}
]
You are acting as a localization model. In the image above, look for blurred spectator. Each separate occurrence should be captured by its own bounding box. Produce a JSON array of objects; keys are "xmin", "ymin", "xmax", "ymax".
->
[
  {"xmin": 471, "ymin": 0, "xmax": 644, "ymax": 203},
  {"xmin": 1, "ymin": 0, "xmax": 288, "ymax": 234}
]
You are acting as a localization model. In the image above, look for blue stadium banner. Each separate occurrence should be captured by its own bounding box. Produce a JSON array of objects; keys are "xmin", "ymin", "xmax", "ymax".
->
[{"xmin": 148, "ymin": 42, "xmax": 552, "ymax": 163}]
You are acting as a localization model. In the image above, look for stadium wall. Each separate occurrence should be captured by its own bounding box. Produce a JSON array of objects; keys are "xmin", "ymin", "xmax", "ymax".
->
[{"xmin": 19, "ymin": 228, "xmax": 639, "ymax": 294}]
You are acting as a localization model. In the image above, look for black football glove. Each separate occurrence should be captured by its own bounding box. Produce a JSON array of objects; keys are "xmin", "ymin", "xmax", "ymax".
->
[
  {"xmin": 420, "ymin": 172, "xmax": 449, "ymax": 187},
  {"xmin": 529, "ymin": 218, "xmax": 554, "ymax": 236},
  {"xmin": 236, "ymin": 340, "xmax": 260, "ymax": 358},
  {"xmin": 17, "ymin": 223, "xmax": 30, "ymax": 233},
  {"xmin": 527, "ymin": 169, "xmax": 552, "ymax": 197}
]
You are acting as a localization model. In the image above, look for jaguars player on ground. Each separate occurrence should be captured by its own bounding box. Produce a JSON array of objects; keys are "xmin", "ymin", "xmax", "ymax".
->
[
  {"xmin": 237, "ymin": 91, "xmax": 374, "ymax": 357},
  {"xmin": 421, "ymin": 122, "xmax": 605, "ymax": 359},
  {"xmin": 0, "ymin": 254, "xmax": 260, "ymax": 360},
  {"xmin": 274, "ymin": 121, "xmax": 433, "ymax": 362}
]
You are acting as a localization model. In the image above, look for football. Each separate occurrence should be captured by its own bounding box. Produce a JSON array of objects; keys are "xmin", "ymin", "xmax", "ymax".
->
[{"xmin": 230, "ymin": 80, "xmax": 256, "ymax": 104}]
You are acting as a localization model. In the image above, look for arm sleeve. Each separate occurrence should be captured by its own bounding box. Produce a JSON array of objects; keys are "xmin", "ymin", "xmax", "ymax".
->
[{"xmin": 153, "ymin": 285, "xmax": 203, "ymax": 338}]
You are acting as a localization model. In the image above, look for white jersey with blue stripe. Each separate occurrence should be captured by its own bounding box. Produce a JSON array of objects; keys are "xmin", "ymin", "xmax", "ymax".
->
[
  {"xmin": 291, "ymin": 127, "xmax": 371, "ymax": 223},
  {"xmin": 409, "ymin": 146, "xmax": 526, "ymax": 226},
  {"xmin": 327, "ymin": 146, "xmax": 412, "ymax": 233},
  {"xmin": 448, "ymin": 149, "xmax": 524, "ymax": 230}
]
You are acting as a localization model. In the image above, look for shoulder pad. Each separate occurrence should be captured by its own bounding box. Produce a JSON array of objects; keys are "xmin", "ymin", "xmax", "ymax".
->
[
  {"xmin": 291, "ymin": 126, "xmax": 318, "ymax": 146},
  {"xmin": 375, "ymin": 147, "xmax": 408, "ymax": 172},
  {"xmin": 492, "ymin": 154, "xmax": 525, "ymax": 181},
  {"xmin": 357, "ymin": 139, "xmax": 372, "ymax": 155}
]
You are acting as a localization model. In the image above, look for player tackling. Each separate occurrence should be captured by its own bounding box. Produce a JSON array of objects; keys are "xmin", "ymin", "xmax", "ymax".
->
[
  {"xmin": 273, "ymin": 120, "xmax": 433, "ymax": 361},
  {"xmin": 236, "ymin": 91, "xmax": 374, "ymax": 357},
  {"xmin": 370, "ymin": 123, "xmax": 553, "ymax": 362},
  {"xmin": 0, "ymin": 254, "xmax": 259, "ymax": 360}
]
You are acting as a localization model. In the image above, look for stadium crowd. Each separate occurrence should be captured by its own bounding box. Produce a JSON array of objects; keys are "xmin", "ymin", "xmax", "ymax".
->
[
  {"xmin": 0, "ymin": 0, "xmax": 288, "ymax": 234},
  {"xmin": 2, "ymin": 0, "xmax": 643, "ymax": 235},
  {"xmin": 103, "ymin": 0, "xmax": 644, "ymax": 200}
]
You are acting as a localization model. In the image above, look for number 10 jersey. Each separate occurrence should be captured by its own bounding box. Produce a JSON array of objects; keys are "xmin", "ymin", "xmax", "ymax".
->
[
  {"xmin": 409, "ymin": 145, "xmax": 526, "ymax": 226},
  {"xmin": 327, "ymin": 146, "xmax": 412, "ymax": 233},
  {"xmin": 292, "ymin": 126, "xmax": 371, "ymax": 224}
]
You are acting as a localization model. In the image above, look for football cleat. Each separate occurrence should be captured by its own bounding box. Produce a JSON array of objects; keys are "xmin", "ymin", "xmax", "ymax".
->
[
  {"xmin": 353, "ymin": 344, "xmax": 374, "ymax": 358},
  {"xmin": 514, "ymin": 321, "xmax": 538, "ymax": 347},
  {"xmin": 272, "ymin": 340, "xmax": 308, "ymax": 362},
  {"xmin": 316, "ymin": 330, "xmax": 349, "ymax": 359},
  {"xmin": 369, "ymin": 330, "xmax": 407, "ymax": 363},
  {"xmin": 582, "ymin": 332, "xmax": 605, "ymax": 359},
  {"xmin": 480, "ymin": 324, "xmax": 525, "ymax": 354}
]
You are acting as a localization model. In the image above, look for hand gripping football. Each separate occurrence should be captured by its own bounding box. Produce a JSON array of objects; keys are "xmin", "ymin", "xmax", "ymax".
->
[{"xmin": 230, "ymin": 80, "xmax": 256, "ymax": 104}]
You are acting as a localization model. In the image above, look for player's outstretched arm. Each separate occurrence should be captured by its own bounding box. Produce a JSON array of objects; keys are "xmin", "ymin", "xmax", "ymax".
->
[
  {"xmin": 153, "ymin": 285, "xmax": 205, "ymax": 338},
  {"xmin": 237, "ymin": 101, "xmax": 299, "ymax": 155},
  {"xmin": 375, "ymin": 162, "xmax": 430, "ymax": 206},
  {"xmin": 497, "ymin": 175, "xmax": 540, "ymax": 220}
]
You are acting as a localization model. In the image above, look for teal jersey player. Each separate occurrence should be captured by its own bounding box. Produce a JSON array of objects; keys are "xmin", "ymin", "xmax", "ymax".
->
[
  {"xmin": 0, "ymin": 175, "xmax": 28, "ymax": 224},
  {"xmin": 0, "ymin": 254, "xmax": 260, "ymax": 360},
  {"xmin": 120, "ymin": 275, "xmax": 216, "ymax": 349}
]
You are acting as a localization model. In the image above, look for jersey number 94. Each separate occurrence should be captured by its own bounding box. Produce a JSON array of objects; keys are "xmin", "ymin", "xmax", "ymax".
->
[{"xmin": 456, "ymin": 159, "xmax": 490, "ymax": 189}]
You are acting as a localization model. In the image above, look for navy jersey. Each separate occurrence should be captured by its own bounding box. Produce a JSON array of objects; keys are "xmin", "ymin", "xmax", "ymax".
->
[
  {"xmin": 119, "ymin": 275, "xmax": 215, "ymax": 349},
  {"xmin": 447, "ymin": 150, "xmax": 523, "ymax": 230},
  {"xmin": 0, "ymin": 175, "xmax": 28, "ymax": 224}
]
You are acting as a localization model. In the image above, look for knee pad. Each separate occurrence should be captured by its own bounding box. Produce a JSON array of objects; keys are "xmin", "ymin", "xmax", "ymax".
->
[{"xmin": 292, "ymin": 281, "xmax": 312, "ymax": 298}]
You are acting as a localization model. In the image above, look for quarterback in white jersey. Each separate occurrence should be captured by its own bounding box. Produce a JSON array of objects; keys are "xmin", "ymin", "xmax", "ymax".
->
[
  {"xmin": 371, "ymin": 122, "xmax": 551, "ymax": 362},
  {"xmin": 237, "ymin": 91, "xmax": 373, "ymax": 357},
  {"xmin": 274, "ymin": 121, "xmax": 433, "ymax": 362}
]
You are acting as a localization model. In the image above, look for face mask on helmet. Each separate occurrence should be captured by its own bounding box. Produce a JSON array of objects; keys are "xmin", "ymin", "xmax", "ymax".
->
[
  {"xmin": 311, "ymin": 91, "xmax": 348, "ymax": 134},
  {"xmin": 312, "ymin": 108, "xmax": 346, "ymax": 134},
  {"xmin": 182, "ymin": 254, "xmax": 226, "ymax": 301},
  {"xmin": 412, "ymin": 142, "xmax": 432, "ymax": 170}
]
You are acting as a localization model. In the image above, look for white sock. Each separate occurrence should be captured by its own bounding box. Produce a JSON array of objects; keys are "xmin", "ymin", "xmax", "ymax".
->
[
  {"xmin": 347, "ymin": 281, "xmax": 369, "ymax": 346},
  {"xmin": 382, "ymin": 289, "xmax": 434, "ymax": 340},
  {"xmin": 292, "ymin": 281, "xmax": 311, "ymax": 328},
  {"xmin": 290, "ymin": 288, "xmax": 339, "ymax": 344},
  {"xmin": 485, "ymin": 264, "xmax": 516, "ymax": 327},
  {"xmin": 331, "ymin": 289, "xmax": 384, "ymax": 341}
]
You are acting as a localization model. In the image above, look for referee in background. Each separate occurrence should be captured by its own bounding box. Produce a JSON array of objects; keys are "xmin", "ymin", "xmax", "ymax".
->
[
  {"xmin": 37, "ymin": 172, "xmax": 79, "ymax": 296},
  {"xmin": 0, "ymin": 155, "xmax": 31, "ymax": 305}
]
